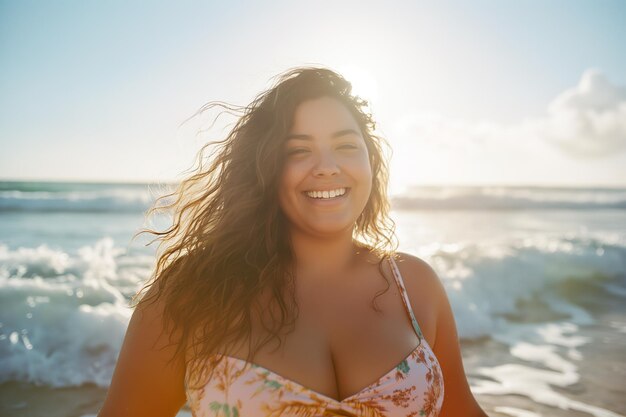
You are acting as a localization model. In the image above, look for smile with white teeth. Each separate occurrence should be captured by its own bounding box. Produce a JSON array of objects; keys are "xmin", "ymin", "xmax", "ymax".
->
[{"xmin": 305, "ymin": 188, "xmax": 347, "ymax": 199}]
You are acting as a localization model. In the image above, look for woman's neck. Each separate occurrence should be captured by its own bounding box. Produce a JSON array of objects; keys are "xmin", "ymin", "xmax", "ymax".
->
[{"xmin": 288, "ymin": 229, "xmax": 363, "ymax": 276}]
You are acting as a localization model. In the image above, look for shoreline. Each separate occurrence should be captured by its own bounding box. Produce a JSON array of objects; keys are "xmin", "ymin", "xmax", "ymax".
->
[
  {"xmin": 0, "ymin": 381, "xmax": 560, "ymax": 417},
  {"xmin": 1, "ymin": 381, "xmax": 623, "ymax": 417},
  {"xmin": 3, "ymin": 319, "xmax": 625, "ymax": 417}
]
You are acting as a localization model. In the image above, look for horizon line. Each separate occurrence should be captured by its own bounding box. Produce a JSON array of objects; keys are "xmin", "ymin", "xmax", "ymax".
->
[{"xmin": 1, "ymin": 177, "xmax": 625, "ymax": 190}]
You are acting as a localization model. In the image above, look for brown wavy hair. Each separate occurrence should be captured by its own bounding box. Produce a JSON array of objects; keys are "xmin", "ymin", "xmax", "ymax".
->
[{"xmin": 131, "ymin": 66, "xmax": 398, "ymax": 389}]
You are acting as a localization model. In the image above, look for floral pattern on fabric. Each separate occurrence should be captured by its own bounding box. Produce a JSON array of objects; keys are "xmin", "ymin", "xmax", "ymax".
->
[{"xmin": 185, "ymin": 256, "xmax": 444, "ymax": 416}]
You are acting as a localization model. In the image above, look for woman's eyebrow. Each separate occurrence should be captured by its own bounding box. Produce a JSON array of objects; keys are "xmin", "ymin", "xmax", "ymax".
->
[{"xmin": 285, "ymin": 128, "xmax": 360, "ymax": 141}]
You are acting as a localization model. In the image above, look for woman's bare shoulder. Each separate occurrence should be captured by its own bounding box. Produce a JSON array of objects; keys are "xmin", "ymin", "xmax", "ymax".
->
[
  {"xmin": 395, "ymin": 251, "xmax": 488, "ymax": 415},
  {"xmin": 388, "ymin": 252, "xmax": 446, "ymax": 346},
  {"xmin": 393, "ymin": 252, "xmax": 445, "ymax": 294}
]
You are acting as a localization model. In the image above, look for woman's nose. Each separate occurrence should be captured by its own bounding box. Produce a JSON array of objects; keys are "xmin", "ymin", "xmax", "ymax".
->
[{"xmin": 312, "ymin": 150, "xmax": 340, "ymax": 177}]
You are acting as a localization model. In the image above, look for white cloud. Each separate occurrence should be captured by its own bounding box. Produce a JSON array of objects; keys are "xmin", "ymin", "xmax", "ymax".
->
[
  {"xmin": 391, "ymin": 69, "xmax": 626, "ymax": 159},
  {"xmin": 540, "ymin": 69, "xmax": 626, "ymax": 157},
  {"xmin": 385, "ymin": 69, "xmax": 626, "ymax": 188}
]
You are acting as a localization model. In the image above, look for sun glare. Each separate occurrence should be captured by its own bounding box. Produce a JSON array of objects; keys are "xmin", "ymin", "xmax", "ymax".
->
[{"xmin": 337, "ymin": 65, "xmax": 379, "ymax": 109}]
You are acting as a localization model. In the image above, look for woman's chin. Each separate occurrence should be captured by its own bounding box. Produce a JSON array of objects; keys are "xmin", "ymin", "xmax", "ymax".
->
[{"xmin": 301, "ymin": 221, "xmax": 355, "ymax": 237}]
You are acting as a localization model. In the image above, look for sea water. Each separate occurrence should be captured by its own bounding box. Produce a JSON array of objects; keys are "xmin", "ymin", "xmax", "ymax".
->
[{"xmin": 1, "ymin": 181, "xmax": 625, "ymax": 417}]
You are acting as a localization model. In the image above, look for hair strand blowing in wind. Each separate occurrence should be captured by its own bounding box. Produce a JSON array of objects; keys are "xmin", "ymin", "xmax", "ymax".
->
[{"xmin": 131, "ymin": 66, "xmax": 398, "ymax": 389}]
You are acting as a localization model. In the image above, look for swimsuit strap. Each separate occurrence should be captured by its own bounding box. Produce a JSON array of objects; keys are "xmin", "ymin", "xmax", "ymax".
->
[{"xmin": 388, "ymin": 255, "xmax": 424, "ymax": 343}]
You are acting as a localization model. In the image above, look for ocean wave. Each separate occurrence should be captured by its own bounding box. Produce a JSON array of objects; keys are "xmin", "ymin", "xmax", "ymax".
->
[
  {"xmin": 436, "ymin": 235, "xmax": 626, "ymax": 339},
  {"xmin": 0, "ymin": 238, "xmax": 157, "ymax": 387},
  {"xmin": 0, "ymin": 234, "xmax": 624, "ymax": 387},
  {"xmin": 2, "ymin": 182, "xmax": 626, "ymax": 212},
  {"xmin": 0, "ymin": 182, "xmax": 175, "ymax": 213},
  {"xmin": 392, "ymin": 186, "xmax": 626, "ymax": 210}
]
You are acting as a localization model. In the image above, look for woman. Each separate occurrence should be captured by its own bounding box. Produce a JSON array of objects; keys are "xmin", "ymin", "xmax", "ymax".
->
[{"xmin": 98, "ymin": 67, "xmax": 488, "ymax": 417}]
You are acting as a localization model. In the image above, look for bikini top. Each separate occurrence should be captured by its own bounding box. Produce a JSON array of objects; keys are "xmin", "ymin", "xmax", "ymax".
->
[{"xmin": 184, "ymin": 255, "xmax": 444, "ymax": 416}]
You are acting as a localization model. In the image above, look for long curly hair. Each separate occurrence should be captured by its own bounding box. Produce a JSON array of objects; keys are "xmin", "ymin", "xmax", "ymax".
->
[{"xmin": 131, "ymin": 66, "xmax": 398, "ymax": 389}]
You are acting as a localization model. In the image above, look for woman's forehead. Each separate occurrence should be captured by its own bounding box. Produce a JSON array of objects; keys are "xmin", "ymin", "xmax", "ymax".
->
[{"xmin": 289, "ymin": 97, "xmax": 360, "ymax": 134}]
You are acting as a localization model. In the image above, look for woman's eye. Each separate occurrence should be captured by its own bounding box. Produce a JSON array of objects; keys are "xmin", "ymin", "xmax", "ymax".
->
[
  {"xmin": 338, "ymin": 144, "xmax": 358, "ymax": 150},
  {"xmin": 287, "ymin": 148, "xmax": 309, "ymax": 156}
]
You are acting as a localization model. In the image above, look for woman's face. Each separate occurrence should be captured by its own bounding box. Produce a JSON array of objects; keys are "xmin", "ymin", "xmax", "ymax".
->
[{"xmin": 278, "ymin": 96, "xmax": 373, "ymax": 238}]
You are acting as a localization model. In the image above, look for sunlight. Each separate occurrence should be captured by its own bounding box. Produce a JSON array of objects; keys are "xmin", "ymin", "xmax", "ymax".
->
[{"xmin": 336, "ymin": 65, "xmax": 379, "ymax": 109}]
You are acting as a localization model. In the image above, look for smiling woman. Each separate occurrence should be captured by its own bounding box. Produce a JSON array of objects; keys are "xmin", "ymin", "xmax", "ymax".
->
[
  {"xmin": 279, "ymin": 98, "xmax": 373, "ymax": 239},
  {"xmin": 97, "ymin": 66, "xmax": 488, "ymax": 417}
]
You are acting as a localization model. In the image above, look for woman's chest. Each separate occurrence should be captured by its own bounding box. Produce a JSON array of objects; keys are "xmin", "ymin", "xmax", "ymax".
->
[{"xmin": 216, "ymin": 264, "xmax": 438, "ymax": 401}]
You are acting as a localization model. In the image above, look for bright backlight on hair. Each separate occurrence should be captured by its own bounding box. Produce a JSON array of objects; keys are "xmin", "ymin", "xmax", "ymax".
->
[{"xmin": 337, "ymin": 65, "xmax": 379, "ymax": 108}]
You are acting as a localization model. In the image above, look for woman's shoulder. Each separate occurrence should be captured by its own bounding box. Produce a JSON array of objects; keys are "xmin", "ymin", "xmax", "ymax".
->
[
  {"xmin": 390, "ymin": 252, "xmax": 452, "ymax": 350},
  {"xmin": 391, "ymin": 251, "xmax": 448, "ymax": 313},
  {"xmin": 392, "ymin": 251, "xmax": 442, "ymax": 284}
]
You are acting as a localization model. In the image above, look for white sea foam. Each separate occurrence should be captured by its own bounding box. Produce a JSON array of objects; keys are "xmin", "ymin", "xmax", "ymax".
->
[
  {"xmin": 0, "ymin": 238, "xmax": 141, "ymax": 387},
  {"xmin": 494, "ymin": 407, "xmax": 542, "ymax": 417},
  {"xmin": 1, "ymin": 206, "xmax": 625, "ymax": 417},
  {"xmin": 415, "ymin": 235, "xmax": 625, "ymax": 416},
  {"xmin": 425, "ymin": 234, "xmax": 626, "ymax": 339}
]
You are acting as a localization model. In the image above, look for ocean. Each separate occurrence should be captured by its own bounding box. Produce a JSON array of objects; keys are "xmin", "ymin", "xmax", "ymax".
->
[{"xmin": 0, "ymin": 180, "xmax": 625, "ymax": 417}]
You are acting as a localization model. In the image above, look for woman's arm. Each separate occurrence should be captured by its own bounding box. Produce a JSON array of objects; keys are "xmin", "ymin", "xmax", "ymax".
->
[
  {"xmin": 399, "ymin": 253, "xmax": 488, "ymax": 417},
  {"xmin": 98, "ymin": 286, "xmax": 188, "ymax": 417}
]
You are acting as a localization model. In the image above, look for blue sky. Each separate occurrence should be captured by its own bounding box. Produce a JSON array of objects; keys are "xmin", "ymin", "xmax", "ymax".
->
[{"xmin": 1, "ymin": 0, "xmax": 625, "ymax": 191}]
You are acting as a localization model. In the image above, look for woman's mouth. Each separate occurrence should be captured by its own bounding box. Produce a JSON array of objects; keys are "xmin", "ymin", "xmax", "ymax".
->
[{"xmin": 302, "ymin": 187, "xmax": 350, "ymax": 201}]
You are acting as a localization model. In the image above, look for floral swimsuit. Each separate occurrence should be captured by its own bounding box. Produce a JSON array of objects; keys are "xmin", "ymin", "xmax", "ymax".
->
[{"xmin": 185, "ymin": 255, "xmax": 444, "ymax": 416}]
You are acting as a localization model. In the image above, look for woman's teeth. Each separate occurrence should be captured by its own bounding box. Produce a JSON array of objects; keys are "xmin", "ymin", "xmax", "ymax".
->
[{"xmin": 305, "ymin": 188, "xmax": 347, "ymax": 199}]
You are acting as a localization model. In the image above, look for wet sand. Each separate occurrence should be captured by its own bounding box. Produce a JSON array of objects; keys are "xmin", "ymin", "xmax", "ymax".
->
[
  {"xmin": 0, "ymin": 381, "xmax": 538, "ymax": 417},
  {"xmin": 461, "ymin": 316, "xmax": 626, "ymax": 417},
  {"xmin": 2, "ymin": 381, "xmax": 622, "ymax": 417}
]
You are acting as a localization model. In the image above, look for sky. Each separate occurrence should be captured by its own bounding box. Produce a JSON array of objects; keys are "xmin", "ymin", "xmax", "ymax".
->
[{"xmin": 1, "ymin": 0, "xmax": 625, "ymax": 194}]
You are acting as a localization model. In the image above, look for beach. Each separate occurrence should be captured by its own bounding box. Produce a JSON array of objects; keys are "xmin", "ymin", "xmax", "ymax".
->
[
  {"xmin": 3, "ymin": 330, "xmax": 625, "ymax": 417},
  {"xmin": 1, "ymin": 181, "xmax": 625, "ymax": 417}
]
